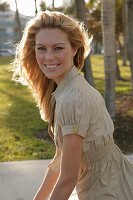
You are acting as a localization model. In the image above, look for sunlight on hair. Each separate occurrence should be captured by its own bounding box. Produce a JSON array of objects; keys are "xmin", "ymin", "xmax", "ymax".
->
[{"xmin": 11, "ymin": 11, "xmax": 92, "ymax": 124}]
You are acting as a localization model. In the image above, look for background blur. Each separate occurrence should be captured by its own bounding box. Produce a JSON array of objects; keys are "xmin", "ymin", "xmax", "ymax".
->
[{"xmin": 0, "ymin": 0, "xmax": 133, "ymax": 162}]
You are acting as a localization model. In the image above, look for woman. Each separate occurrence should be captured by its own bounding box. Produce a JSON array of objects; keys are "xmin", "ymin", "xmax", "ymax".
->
[{"xmin": 13, "ymin": 11, "xmax": 133, "ymax": 200}]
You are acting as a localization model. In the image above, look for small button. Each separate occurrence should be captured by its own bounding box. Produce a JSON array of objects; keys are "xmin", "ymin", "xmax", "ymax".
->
[{"xmin": 73, "ymin": 126, "xmax": 78, "ymax": 133}]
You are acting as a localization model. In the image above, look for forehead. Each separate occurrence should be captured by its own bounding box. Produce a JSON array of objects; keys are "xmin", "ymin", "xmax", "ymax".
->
[{"xmin": 35, "ymin": 28, "xmax": 69, "ymax": 45}]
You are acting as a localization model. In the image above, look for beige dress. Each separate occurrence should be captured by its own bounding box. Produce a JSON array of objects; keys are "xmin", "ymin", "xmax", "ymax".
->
[{"xmin": 48, "ymin": 66, "xmax": 133, "ymax": 200}]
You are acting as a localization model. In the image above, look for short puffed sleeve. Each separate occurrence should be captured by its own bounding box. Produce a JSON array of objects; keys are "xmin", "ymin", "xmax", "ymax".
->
[{"xmin": 57, "ymin": 90, "xmax": 90, "ymax": 138}]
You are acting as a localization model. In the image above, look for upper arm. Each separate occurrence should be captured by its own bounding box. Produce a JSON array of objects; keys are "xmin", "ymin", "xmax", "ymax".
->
[
  {"xmin": 60, "ymin": 134, "xmax": 84, "ymax": 182},
  {"xmin": 57, "ymin": 91, "xmax": 90, "ymax": 181}
]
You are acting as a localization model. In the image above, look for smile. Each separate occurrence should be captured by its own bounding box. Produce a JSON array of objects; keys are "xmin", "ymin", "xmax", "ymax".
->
[{"xmin": 44, "ymin": 64, "xmax": 60, "ymax": 69}]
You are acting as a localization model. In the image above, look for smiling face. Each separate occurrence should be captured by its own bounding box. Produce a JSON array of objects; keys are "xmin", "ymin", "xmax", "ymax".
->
[{"xmin": 35, "ymin": 28, "xmax": 77, "ymax": 85}]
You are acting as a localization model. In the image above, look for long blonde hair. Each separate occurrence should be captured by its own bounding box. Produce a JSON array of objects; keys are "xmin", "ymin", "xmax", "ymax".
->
[{"xmin": 12, "ymin": 10, "xmax": 91, "ymax": 122}]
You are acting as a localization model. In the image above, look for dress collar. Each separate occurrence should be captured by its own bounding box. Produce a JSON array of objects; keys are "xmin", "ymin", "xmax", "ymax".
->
[{"xmin": 51, "ymin": 65, "xmax": 80, "ymax": 98}]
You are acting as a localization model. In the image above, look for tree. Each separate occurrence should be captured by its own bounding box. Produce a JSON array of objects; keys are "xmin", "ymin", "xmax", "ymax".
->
[
  {"xmin": 86, "ymin": 0, "xmax": 122, "ymax": 80},
  {"xmin": 34, "ymin": 0, "xmax": 37, "ymax": 14},
  {"xmin": 74, "ymin": 0, "xmax": 94, "ymax": 87},
  {"xmin": 14, "ymin": 0, "xmax": 22, "ymax": 40},
  {"xmin": 0, "ymin": 0, "xmax": 10, "ymax": 11},
  {"xmin": 127, "ymin": 0, "xmax": 133, "ymax": 96},
  {"xmin": 86, "ymin": 0, "xmax": 102, "ymax": 51},
  {"xmin": 64, "ymin": 1, "xmax": 75, "ymax": 15},
  {"xmin": 52, "ymin": 0, "xmax": 55, "ymax": 10},
  {"xmin": 86, "ymin": 0, "xmax": 122, "ymax": 55},
  {"xmin": 122, "ymin": 0, "xmax": 128, "ymax": 66},
  {"xmin": 40, "ymin": 1, "xmax": 46, "ymax": 11},
  {"xmin": 40, "ymin": 0, "xmax": 64, "ymax": 12},
  {"xmin": 101, "ymin": 0, "xmax": 116, "ymax": 120}
]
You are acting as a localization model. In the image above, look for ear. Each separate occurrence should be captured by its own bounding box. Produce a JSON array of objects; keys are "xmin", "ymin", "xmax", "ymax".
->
[{"xmin": 73, "ymin": 47, "xmax": 78, "ymax": 57}]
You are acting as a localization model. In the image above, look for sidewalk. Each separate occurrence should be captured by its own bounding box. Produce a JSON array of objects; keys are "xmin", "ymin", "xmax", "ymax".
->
[
  {"xmin": 0, "ymin": 155, "xmax": 133, "ymax": 200},
  {"xmin": 0, "ymin": 159, "xmax": 52, "ymax": 200}
]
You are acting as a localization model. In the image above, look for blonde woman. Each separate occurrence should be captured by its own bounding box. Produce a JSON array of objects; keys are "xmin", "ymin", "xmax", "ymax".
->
[{"xmin": 13, "ymin": 11, "xmax": 133, "ymax": 200}]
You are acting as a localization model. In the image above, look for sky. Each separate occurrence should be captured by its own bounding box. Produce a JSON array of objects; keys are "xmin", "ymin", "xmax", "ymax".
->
[
  {"xmin": 6, "ymin": 0, "xmax": 89, "ymax": 16},
  {"xmin": 7, "ymin": 0, "xmax": 67, "ymax": 16}
]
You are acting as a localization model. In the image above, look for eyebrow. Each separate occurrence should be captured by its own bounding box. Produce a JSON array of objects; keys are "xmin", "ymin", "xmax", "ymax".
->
[{"xmin": 36, "ymin": 43, "xmax": 65, "ymax": 46}]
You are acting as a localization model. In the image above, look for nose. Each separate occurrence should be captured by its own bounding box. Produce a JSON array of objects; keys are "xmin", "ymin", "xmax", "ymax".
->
[{"xmin": 45, "ymin": 50, "xmax": 54, "ymax": 61}]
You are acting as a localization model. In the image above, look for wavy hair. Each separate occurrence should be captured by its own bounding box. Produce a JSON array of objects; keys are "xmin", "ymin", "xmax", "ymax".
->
[{"xmin": 12, "ymin": 10, "xmax": 92, "ymax": 122}]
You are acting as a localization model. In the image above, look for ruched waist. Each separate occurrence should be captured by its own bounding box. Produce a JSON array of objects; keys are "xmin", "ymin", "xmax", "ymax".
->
[{"xmin": 83, "ymin": 138, "xmax": 116, "ymax": 166}]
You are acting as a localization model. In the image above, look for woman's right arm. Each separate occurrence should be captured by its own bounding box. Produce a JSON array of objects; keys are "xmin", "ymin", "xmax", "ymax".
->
[{"xmin": 33, "ymin": 147, "xmax": 62, "ymax": 200}]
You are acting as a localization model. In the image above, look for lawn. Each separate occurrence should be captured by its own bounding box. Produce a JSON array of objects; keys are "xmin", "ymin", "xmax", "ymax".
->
[
  {"xmin": 0, "ymin": 56, "xmax": 55, "ymax": 161},
  {"xmin": 91, "ymin": 55, "xmax": 132, "ymax": 95},
  {"xmin": 0, "ymin": 55, "xmax": 132, "ymax": 162}
]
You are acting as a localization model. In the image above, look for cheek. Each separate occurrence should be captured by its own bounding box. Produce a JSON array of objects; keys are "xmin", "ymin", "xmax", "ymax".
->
[
  {"xmin": 35, "ymin": 51, "xmax": 44, "ymax": 64},
  {"xmin": 58, "ymin": 51, "xmax": 70, "ymax": 61}
]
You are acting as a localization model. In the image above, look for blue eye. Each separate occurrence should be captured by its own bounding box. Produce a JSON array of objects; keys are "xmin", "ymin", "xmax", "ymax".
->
[
  {"xmin": 37, "ymin": 47, "xmax": 46, "ymax": 50},
  {"xmin": 55, "ymin": 47, "xmax": 63, "ymax": 51}
]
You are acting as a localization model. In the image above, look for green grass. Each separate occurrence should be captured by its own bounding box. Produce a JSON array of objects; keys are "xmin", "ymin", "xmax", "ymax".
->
[
  {"xmin": 0, "ymin": 56, "xmax": 55, "ymax": 161},
  {"xmin": 0, "ymin": 55, "xmax": 132, "ymax": 161},
  {"xmin": 91, "ymin": 55, "xmax": 132, "ymax": 95}
]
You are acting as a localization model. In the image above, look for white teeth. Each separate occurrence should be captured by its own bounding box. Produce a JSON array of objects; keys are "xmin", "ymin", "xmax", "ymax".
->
[{"xmin": 46, "ymin": 65, "xmax": 57, "ymax": 69}]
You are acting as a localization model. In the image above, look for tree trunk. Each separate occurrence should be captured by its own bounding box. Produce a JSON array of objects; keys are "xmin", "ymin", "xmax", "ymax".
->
[
  {"xmin": 35, "ymin": 0, "xmax": 37, "ymax": 14},
  {"xmin": 101, "ymin": 0, "xmax": 116, "ymax": 120},
  {"xmin": 15, "ymin": 0, "xmax": 22, "ymax": 40},
  {"xmin": 116, "ymin": 37, "xmax": 121, "ymax": 80},
  {"xmin": 74, "ymin": 0, "xmax": 94, "ymax": 87},
  {"xmin": 52, "ymin": 0, "xmax": 55, "ymax": 10},
  {"xmin": 116, "ymin": 57, "xmax": 121, "ymax": 80},
  {"xmin": 122, "ymin": 0, "xmax": 128, "ymax": 66},
  {"xmin": 127, "ymin": 0, "xmax": 133, "ymax": 96}
]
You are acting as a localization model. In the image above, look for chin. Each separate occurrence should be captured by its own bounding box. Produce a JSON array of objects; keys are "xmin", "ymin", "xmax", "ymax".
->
[{"xmin": 45, "ymin": 74, "xmax": 57, "ymax": 81}]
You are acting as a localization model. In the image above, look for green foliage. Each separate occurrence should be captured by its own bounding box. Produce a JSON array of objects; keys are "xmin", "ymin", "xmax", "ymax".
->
[
  {"xmin": 64, "ymin": 1, "xmax": 76, "ymax": 16},
  {"xmin": 0, "ymin": 0, "xmax": 10, "ymax": 11},
  {"xmin": 40, "ymin": 0, "xmax": 46, "ymax": 11},
  {"xmin": 86, "ymin": 0, "xmax": 123, "ymax": 48}
]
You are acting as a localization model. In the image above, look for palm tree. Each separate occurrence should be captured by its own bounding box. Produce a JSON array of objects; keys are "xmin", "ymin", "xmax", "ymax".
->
[
  {"xmin": 40, "ymin": 0, "xmax": 46, "ymax": 11},
  {"xmin": 101, "ymin": 0, "xmax": 116, "ymax": 120},
  {"xmin": 34, "ymin": 0, "xmax": 37, "ymax": 14},
  {"xmin": 52, "ymin": 0, "xmax": 55, "ymax": 10},
  {"xmin": 0, "ymin": 1, "xmax": 10, "ymax": 11},
  {"xmin": 127, "ymin": 0, "xmax": 133, "ymax": 96},
  {"xmin": 14, "ymin": 0, "xmax": 22, "ymax": 40},
  {"xmin": 74, "ymin": 0, "xmax": 94, "ymax": 87},
  {"xmin": 122, "ymin": 0, "xmax": 128, "ymax": 66}
]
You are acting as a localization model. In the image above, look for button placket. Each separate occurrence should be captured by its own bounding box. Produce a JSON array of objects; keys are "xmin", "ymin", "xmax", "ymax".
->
[{"xmin": 48, "ymin": 95, "xmax": 56, "ymax": 140}]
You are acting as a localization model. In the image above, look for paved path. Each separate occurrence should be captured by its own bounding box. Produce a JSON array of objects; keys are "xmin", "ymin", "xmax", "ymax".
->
[
  {"xmin": 0, "ymin": 155, "xmax": 133, "ymax": 200},
  {"xmin": 0, "ymin": 159, "xmax": 52, "ymax": 200}
]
